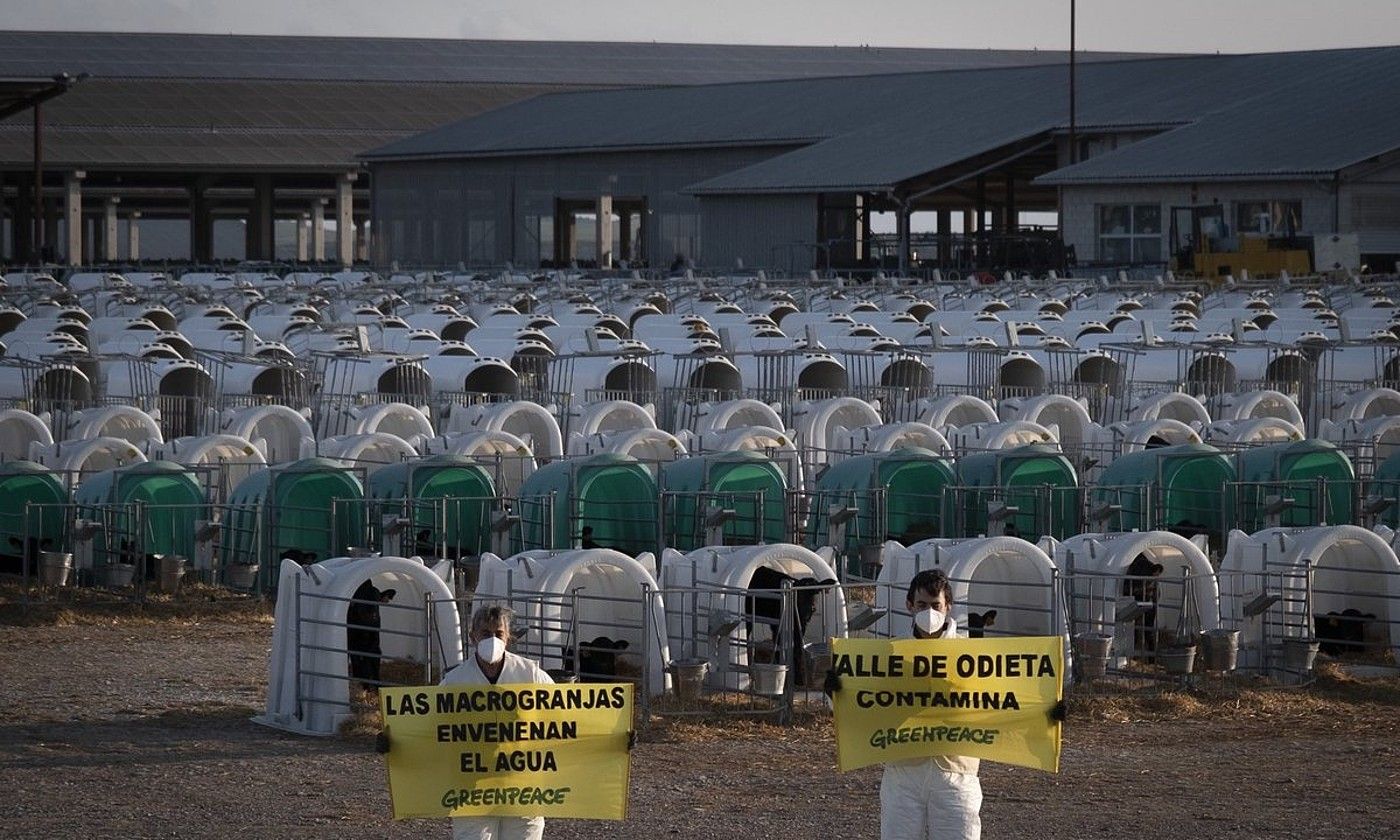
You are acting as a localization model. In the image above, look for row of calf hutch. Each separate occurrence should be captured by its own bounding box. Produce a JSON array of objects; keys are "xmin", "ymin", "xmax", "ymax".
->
[
  {"xmin": 257, "ymin": 521, "xmax": 1400, "ymax": 735},
  {"xmin": 8, "ymin": 426, "xmax": 1398, "ymax": 593}
]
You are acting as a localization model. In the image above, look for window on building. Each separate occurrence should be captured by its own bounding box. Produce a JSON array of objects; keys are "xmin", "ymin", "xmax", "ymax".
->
[
  {"xmin": 1235, "ymin": 201, "xmax": 1303, "ymax": 236},
  {"xmin": 1098, "ymin": 204, "xmax": 1162, "ymax": 263}
]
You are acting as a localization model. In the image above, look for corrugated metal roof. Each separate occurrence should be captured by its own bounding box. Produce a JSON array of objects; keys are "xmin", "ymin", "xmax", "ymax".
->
[
  {"xmin": 0, "ymin": 77, "xmax": 571, "ymax": 170},
  {"xmin": 1036, "ymin": 48, "xmax": 1400, "ymax": 184},
  {"xmin": 363, "ymin": 46, "xmax": 1400, "ymax": 193},
  {"xmin": 0, "ymin": 30, "xmax": 1161, "ymax": 85}
]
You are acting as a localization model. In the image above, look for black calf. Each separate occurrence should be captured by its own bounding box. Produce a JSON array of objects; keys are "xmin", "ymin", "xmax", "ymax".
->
[
  {"xmin": 347, "ymin": 580, "xmax": 397, "ymax": 688},
  {"xmin": 1315, "ymin": 609, "xmax": 1376, "ymax": 656},
  {"xmin": 4, "ymin": 536, "xmax": 54, "ymax": 575},
  {"xmin": 966, "ymin": 610, "xmax": 998, "ymax": 639},
  {"xmin": 564, "ymin": 636, "xmax": 630, "ymax": 681},
  {"xmin": 746, "ymin": 566, "xmax": 836, "ymax": 684},
  {"xmin": 279, "ymin": 548, "xmax": 319, "ymax": 565},
  {"xmin": 1123, "ymin": 555, "xmax": 1165, "ymax": 655}
]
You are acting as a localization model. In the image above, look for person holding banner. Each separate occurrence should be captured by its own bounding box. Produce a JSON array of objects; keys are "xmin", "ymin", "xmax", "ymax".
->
[
  {"xmin": 828, "ymin": 569, "xmax": 983, "ymax": 840},
  {"xmin": 441, "ymin": 604, "xmax": 554, "ymax": 840}
]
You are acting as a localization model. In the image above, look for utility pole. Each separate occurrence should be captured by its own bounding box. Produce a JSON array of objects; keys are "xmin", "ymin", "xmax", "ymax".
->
[{"xmin": 1069, "ymin": 0, "xmax": 1078, "ymax": 165}]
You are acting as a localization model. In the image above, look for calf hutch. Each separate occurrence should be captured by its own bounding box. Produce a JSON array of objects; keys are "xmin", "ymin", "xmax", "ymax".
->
[
  {"xmin": 258, "ymin": 555, "xmax": 462, "ymax": 735},
  {"xmin": 367, "ymin": 454, "xmax": 497, "ymax": 559},
  {"xmin": 514, "ymin": 452, "xmax": 659, "ymax": 556},
  {"xmin": 475, "ymin": 547, "xmax": 670, "ymax": 695},
  {"xmin": 0, "ymin": 461, "xmax": 67, "ymax": 574},
  {"xmin": 951, "ymin": 444, "xmax": 1079, "ymax": 542},
  {"xmin": 1220, "ymin": 525, "xmax": 1400, "ymax": 669},
  {"xmin": 74, "ymin": 460, "xmax": 208, "ymax": 576},
  {"xmin": 807, "ymin": 447, "xmax": 956, "ymax": 572},
  {"xmin": 1235, "ymin": 440, "xmax": 1356, "ymax": 531},
  {"xmin": 1091, "ymin": 443, "xmax": 1236, "ymax": 548},
  {"xmin": 660, "ymin": 543, "xmax": 847, "ymax": 691},
  {"xmin": 224, "ymin": 457, "xmax": 365, "ymax": 588},
  {"xmin": 876, "ymin": 536, "xmax": 1068, "ymax": 647},
  {"xmin": 1052, "ymin": 530, "xmax": 1222, "ymax": 664},
  {"xmin": 660, "ymin": 451, "xmax": 787, "ymax": 551}
]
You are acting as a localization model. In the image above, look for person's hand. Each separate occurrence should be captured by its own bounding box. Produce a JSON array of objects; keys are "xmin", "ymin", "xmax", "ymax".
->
[
  {"xmin": 627, "ymin": 730, "xmax": 637, "ymax": 751},
  {"xmin": 375, "ymin": 730, "xmax": 392, "ymax": 754},
  {"xmin": 823, "ymin": 669, "xmax": 842, "ymax": 696},
  {"xmin": 1049, "ymin": 700, "xmax": 1068, "ymax": 722}
]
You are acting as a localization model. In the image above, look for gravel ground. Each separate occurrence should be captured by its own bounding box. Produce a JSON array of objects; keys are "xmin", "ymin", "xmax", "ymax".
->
[{"xmin": 2, "ymin": 621, "xmax": 1399, "ymax": 840}]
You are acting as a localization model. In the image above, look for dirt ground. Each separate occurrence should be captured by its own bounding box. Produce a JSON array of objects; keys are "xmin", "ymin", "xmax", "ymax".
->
[{"xmin": 2, "ymin": 611, "xmax": 1399, "ymax": 840}]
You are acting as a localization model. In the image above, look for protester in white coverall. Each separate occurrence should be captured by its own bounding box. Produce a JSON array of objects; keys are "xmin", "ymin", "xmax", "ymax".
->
[
  {"xmin": 441, "ymin": 604, "xmax": 554, "ymax": 840},
  {"xmin": 881, "ymin": 569, "xmax": 983, "ymax": 840},
  {"xmin": 824, "ymin": 568, "xmax": 980, "ymax": 840}
]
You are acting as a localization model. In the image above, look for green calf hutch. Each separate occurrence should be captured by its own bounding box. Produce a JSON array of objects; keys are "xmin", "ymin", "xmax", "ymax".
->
[
  {"xmin": 0, "ymin": 461, "xmax": 68, "ymax": 574},
  {"xmin": 1371, "ymin": 450, "xmax": 1400, "ymax": 528},
  {"xmin": 950, "ymin": 444, "xmax": 1079, "ymax": 542},
  {"xmin": 73, "ymin": 460, "xmax": 208, "ymax": 578},
  {"xmin": 660, "ymin": 451, "xmax": 787, "ymax": 552},
  {"xmin": 224, "ymin": 458, "xmax": 365, "ymax": 589},
  {"xmin": 367, "ymin": 455, "xmax": 496, "ymax": 558},
  {"xmin": 808, "ymin": 448, "xmax": 955, "ymax": 572},
  {"xmin": 1236, "ymin": 440, "xmax": 1356, "ymax": 530},
  {"xmin": 1091, "ymin": 444, "xmax": 1236, "ymax": 549},
  {"xmin": 515, "ymin": 453, "xmax": 658, "ymax": 556}
]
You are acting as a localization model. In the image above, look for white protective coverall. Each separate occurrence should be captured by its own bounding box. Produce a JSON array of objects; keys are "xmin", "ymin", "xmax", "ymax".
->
[
  {"xmin": 441, "ymin": 649, "xmax": 555, "ymax": 840},
  {"xmin": 879, "ymin": 617, "xmax": 982, "ymax": 840}
]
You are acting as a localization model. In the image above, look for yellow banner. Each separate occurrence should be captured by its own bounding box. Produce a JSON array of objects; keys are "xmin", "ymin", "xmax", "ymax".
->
[
  {"xmin": 379, "ymin": 683, "xmax": 633, "ymax": 820},
  {"xmin": 830, "ymin": 636, "xmax": 1063, "ymax": 773}
]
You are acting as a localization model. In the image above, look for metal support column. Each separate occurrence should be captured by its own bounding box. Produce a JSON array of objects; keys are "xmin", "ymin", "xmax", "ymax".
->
[
  {"xmin": 247, "ymin": 174, "xmax": 275, "ymax": 261},
  {"xmin": 31, "ymin": 102, "xmax": 43, "ymax": 262},
  {"xmin": 896, "ymin": 202, "xmax": 911, "ymax": 274},
  {"xmin": 63, "ymin": 170, "xmax": 83, "ymax": 266},
  {"xmin": 355, "ymin": 220, "xmax": 369, "ymax": 263},
  {"xmin": 127, "ymin": 210, "xmax": 141, "ymax": 261},
  {"xmin": 336, "ymin": 172, "xmax": 356, "ymax": 267},
  {"xmin": 1005, "ymin": 171, "xmax": 1018, "ymax": 233},
  {"xmin": 937, "ymin": 208, "xmax": 952, "ymax": 266},
  {"xmin": 310, "ymin": 199, "xmax": 326, "ymax": 262},
  {"xmin": 103, "ymin": 197, "xmax": 120, "ymax": 262},
  {"xmin": 595, "ymin": 194, "xmax": 613, "ymax": 269},
  {"xmin": 295, "ymin": 212, "xmax": 309, "ymax": 262},
  {"xmin": 189, "ymin": 177, "xmax": 213, "ymax": 262}
]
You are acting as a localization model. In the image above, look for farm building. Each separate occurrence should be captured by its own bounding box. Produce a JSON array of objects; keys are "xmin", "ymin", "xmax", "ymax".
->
[
  {"xmin": 364, "ymin": 46, "xmax": 1400, "ymax": 273},
  {"xmin": 0, "ymin": 30, "xmax": 1147, "ymax": 266}
]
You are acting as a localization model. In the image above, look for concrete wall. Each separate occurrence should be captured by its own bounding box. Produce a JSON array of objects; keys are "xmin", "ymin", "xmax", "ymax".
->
[{"xmin": 370, "ymin": 146, "xmax": 800, "ymax": 269}]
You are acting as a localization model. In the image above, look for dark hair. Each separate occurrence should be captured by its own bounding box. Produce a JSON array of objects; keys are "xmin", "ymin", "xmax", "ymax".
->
[
  {"xmin": 470, "ymin": 604, "xmax": 515, "ymax": 638},
  {"xmin": 907, "ymin": 569, "xmax": 953, "ymax": 607}
]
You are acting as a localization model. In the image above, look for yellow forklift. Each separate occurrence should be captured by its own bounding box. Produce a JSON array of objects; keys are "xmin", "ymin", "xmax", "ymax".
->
[{"xmin": 1170, "ymin": 204, "xmax": 1312, "ymax": 279}]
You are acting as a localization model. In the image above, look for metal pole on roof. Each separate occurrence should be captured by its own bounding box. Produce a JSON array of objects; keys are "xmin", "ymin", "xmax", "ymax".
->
[
  {"xmin": 32, "ymin": 101, "xmax": 43, "ymax": 262},
  {"xmin": 1069, "ymin": 0, "xmax": 1078, "ymax": 165}
]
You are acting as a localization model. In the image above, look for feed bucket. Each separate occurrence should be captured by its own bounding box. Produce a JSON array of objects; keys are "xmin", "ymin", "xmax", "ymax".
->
[
  {"xmin": 1282, "ymin": 638, "xmax": 1320, "ymax": 673},
  {"xmin": 669, "ymin": 658, "xmax": 709, "ymax": 701},
  {"xmin": 156, "ymin": 555, "xmax": 186, "ymax": 593},
  {"xmin": 1200, "ymin": 629, "xmax": 1240, "ymax": 672},
  {"xmin": 1072, "ymin": 632, "xmax": 1113, "ymax": 681},
  {"xmin": 99, "ymin": 562, "xmax": 136, "ymax": 588},
  {"xmin": 1159, "ymin": 645, "xmax": 1197, "ymax": 675},
  {"xmin": 39, "ymin": 551, "xmax": 72, "ymax": 587},
  {"xmin": 750, "ymin": 662, "xmax": 789, "ymax": 696},
  {"xmin": 226, "ymin": 562, "xmax": 260, "ymax": 590}
]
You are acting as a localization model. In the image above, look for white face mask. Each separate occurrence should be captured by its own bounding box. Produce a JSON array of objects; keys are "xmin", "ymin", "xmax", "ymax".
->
[
  {"xmin": 476, "ymin": 635, "xmax": 506, "ymax": 665},
  {"xmin": 914, "ymin": 608, "xmax": 947, "ymax": 637}
]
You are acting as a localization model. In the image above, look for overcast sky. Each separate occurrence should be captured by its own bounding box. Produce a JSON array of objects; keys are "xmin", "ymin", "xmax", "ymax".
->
[{"xmin": 3, "ymin": 0, "xmax": 1398, "ymax": 53}]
